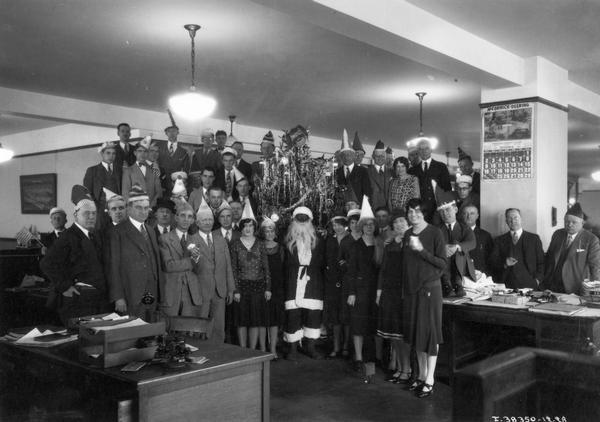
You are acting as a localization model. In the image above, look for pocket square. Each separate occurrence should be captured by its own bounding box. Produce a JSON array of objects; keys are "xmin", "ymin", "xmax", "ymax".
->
[{"xmin": 576, "ymin": 248, "xmax": 585, "ymax": 253}]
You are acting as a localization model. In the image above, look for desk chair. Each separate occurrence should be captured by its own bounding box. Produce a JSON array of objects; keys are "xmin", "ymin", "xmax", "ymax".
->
[{"xmin": 163, "ymin": 315, "xmax": 211, "ymax": 339}]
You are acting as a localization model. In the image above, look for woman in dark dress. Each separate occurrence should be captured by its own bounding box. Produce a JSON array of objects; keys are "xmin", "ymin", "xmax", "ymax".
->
[
  {"xmin": 403, "ymin": 198, "xmax": 447, "ymax": 398},
  {"xmin": 260, "ymin": 217, "xmax": 284, "ymax": 359},
  {"xmin": 231, "ymin": 218, "xmax": 271, "ymax": 351},
  {"xmin": 376, "ymin": 212, "xmax": 411, "ymax": 383},
  {"xmin": 324, "ymin": 216, "xmax": 352, "ymax": 358},
  {"xmin": 347, "ymin": 205, "xmax": 381, "ymax": 369}
]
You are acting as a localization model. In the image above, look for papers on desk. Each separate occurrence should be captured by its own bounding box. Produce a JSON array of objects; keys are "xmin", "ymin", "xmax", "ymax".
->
[
  {"xmin": 463, "ymin": 300, "xmax": 530, "ymax": 310},
  {"xmin": 1, "ymin": 328, "xmax": 78, "ymax": 347},
  {"xmin": 528, "ymin": 303, "xmax": 584, "ymax": 316},
  {"xmin": 88, "ymin": 318, "xmax": 148, "ymax": 333}
]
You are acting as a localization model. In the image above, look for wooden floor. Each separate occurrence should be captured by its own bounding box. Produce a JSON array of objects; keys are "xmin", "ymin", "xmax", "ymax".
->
[{"xmin": 271, "ymin": 353, "xmax": 452, "ymax": 422}]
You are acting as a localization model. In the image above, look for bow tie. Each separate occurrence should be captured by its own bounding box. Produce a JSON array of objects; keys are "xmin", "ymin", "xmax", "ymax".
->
[{"xmin": 138, "ymin": 162, "xmax": 147, "ymax": 167}]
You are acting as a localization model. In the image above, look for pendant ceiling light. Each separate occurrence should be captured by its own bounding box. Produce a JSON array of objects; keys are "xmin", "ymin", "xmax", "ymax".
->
[
  {"xmin": 406, "ymin": 92, "xmax": 438, "ymax": 150},
  {"xmin": 0, "ymin": 143, "xmax": 14, "ymax": 163},
  {"xmin": 168, "ymin": 24, "xmax": 216, "ymax": 120}
]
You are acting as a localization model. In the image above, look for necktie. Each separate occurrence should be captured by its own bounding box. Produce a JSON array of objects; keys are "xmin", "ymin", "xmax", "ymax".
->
[
  {"xmin": 152, "ymin": 163, "xmax": 160, "ymax": 178},
  {"xmin": 512, "ymin": 231, "xmax": 519, "ymax": 245},
  {"xmin": 345, "ymin": 167, "xmax": 350, "ymax": 178},
  {"xmin": 89, "ymin": 232, "xmax": 95, "ymax": 242},
  {"xmin": 124, "ymin": 144, "xmax": 129, "ymax": 153},
  {"xmin": 225, "ymin": 230, "xmax": 231, "ymax": 242},
  {"xmin": 226, "ymin": 170, "xmax": 232, "ymax": 195},
  {"xmin": 446, "ymin": 224, "xmax": 453, "ymax": 242},
  {"xmin": 379, "ymin": 167, "xmax": 383, "ymax": 176},
  {"xmin": 140, "ymin": 224, "xmax": 150, "ymax": 244},
  {"xmin": 108, "ymin": 164, "xmax": 113, "ymax": 175},
  {"xmin": 423, "ymin": 161, "xmax": 428, "ymax": 173},
  {"xmin": 180, "ymin": 233, "xmax": 187, "ymax": 250},
  {"xmin": 207, "ymin": 234, "xmax": 214, "ymax": 254},
  {"xmin": 565, "ymin": 234, "xmax": 574, "ymax": 248},
  {"xmin": 163, "ymin": 226, "xmax": 168, "ymax": 234},
  {"xmin": 169, "ymin": 143, "xmax": 174, "ymax": 154}
]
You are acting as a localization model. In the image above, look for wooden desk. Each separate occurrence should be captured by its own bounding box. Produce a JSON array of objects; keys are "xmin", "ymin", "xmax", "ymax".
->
[
  {"xmin": 453, "ymin": 347, "xmax": 600, "ymax": 422},
  {"xmin": 0, "ymin": 339, "xmax": 272, "ymax": 421},
  {"xmin": 443, "ymin": 302, "xmax": 600, "ymax": 379}
]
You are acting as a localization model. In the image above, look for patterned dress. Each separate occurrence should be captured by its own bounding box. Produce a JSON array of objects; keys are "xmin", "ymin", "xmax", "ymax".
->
[{"xmin": 388, "ymin": 175, "xmax": 420, "ymax": 213}]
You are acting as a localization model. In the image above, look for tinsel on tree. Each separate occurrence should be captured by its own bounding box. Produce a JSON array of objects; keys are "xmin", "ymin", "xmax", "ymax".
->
[{"xmin": 252, "ymin": 125, "xmax": 338, "ymax": 229}]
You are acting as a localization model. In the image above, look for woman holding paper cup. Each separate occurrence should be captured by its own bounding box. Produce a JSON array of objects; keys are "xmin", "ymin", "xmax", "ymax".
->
[{"xmin": 402, "ymin": 198, "xmax": 447, "ymax": 398}]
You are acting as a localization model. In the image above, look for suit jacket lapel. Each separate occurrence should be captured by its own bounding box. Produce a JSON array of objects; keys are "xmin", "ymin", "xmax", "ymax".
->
[
  {"xmin": 169, "ymin": 231, "xmax": 184, "ymax": 256},
  {"xmin": 124, "ymin": 220, "xmax": 147, "ymax": 253}
]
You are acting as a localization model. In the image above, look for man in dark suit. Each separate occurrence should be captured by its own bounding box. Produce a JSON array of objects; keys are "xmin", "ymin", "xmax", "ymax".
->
[
  {"xmin": 458, "ymin": 148, "xmax": 480, "ymax": 194},
  {"xmin": 215, "ymin": 130, "xmax": 228, "ymax": 153},
  {"xmin": 158, "ymin": 202, "xmax": 203, "ymax": 317},
  {"xmin": 408, "ymin": 139, "xmax": 452, "ymax": 222},
  {"xmin": 335, "ymin": 136, "xmax": 371, "ymax": 205},
  {"xmin": 158, "ymin": 125, "xmax": 190, "ymax": 194},
  {"xmin": 40, "ymin": 186, "xmax": 109, "ymax": 324},
  {"xmin": 367, "ymin": 140, "xmax": 393, "ymax": 210},
  {"xmin": 189, "ymin": 128, "xmax": 222, "ymax": 173},
  {"xmin": 122, "ymin": 138, "xmax": 162, "ymax": 207},
  {"xmin": 215, "ymin": 147, "xmax": 245, "ymax": 200},
  {"xmin": 541, "ymin": 203, "xmax": 600, "ymax": 294},
  {"xmin": 232, "ymin": 177, "xmax": 257, "ymax": 214},
  {"xmin": 40, "ymin": 207, "xmax": 67, "ymax": 252},
  {"xmin": 251, "ymin": 131, "xmax": 276, "ymax": 180},
  {"xmin": 437, "ymin": 195, "xmax": 476, "ymax": 297},
  {"xmin": 454, "ymin": 174, "xmax": 480, "ymax": 219},
  {"xmin": 83, "ymin": 142, "xmax": 121, "ymax": 220},
  {"xmin": 229, "ymin": 200, "xmax": 243, "ymax": 232},
  {"xmin": 461, "ymin": 205, "xmax": 493, "ymax": 275},
  {"xmin": 193, "ymin": 201, "xmax": 235, "ymax": 342},
  {"xmin": 213, "ymin": 207, "xmax": 240, "ymax": 246},
  {"xmin": 114, "ymin": 122, "xmax": 136, "ymax": 169},
  {"xmin": 152, "ymin": 198, "xmax": 176, "ymax": 238},
  {"xmin": 231, "ymin": 140, "xmax": 253, "ymax": 182},
  {"xmin": 490, "ymin": 208, "xmax": 544, "ymax": 289},
  {"xmin": 109, "ymin": 185, "xmax": 163, "ymax": 320}
]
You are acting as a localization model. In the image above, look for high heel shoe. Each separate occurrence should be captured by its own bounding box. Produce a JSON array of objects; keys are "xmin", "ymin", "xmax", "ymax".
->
[
  {"xmin": 393, "ymin": 372, "xmax": 411, "ymax": 384},
  {"xmin": 407, "ymin": 379, "xmax": 424, "ymax": 391},
  {"xmin": 385, "ymin": 371, "xmax": 401, "ymax": 382},
  {"xmin": 416, "ymin": 383, "xmax": 434, "ymax": 398}
]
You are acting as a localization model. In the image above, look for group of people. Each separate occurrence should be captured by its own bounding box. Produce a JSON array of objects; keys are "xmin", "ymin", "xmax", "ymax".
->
[{"xmin": 36, "ymin": 122, "xmax": 600, "ymax": 401}]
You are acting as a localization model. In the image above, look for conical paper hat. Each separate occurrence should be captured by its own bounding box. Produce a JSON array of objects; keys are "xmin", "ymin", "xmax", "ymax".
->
[
  {"xmin": 358, "ymin": 195, "xmax": 375, "ymax": 222},
  {"xmin": 353, "ymin": 131, "xmax": 365, "ymax": 153},
  {"xmin": 196, "ymin": 196, "xmax": 213, "ymax": 219},
  {"xmin": 241, "ymin": 199, "xmax": 256, "ymax": 222},
  {"xmin": 102, "ymin": 187, "xmax": 119, "ymax": 201},
  {"xmin": 171, "ymin": 178, "xmax": 187, "ymax": 197},
  {"xmin": 340, "ymin": 129, "xmax": 353, "ymax": 152}
]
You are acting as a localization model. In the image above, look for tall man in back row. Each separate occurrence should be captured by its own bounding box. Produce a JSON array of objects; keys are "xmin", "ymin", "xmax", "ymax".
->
[{"xmin": 541, "ymin": 203, "xmax": 600, "ymax": 294}]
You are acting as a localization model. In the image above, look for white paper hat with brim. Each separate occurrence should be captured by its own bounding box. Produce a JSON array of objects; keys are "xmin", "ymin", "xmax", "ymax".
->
[
  {"xmin": 347, "ymin": 208, "xmax": 361, "ymax": 218},
  {"xmin": 340, "ymin": 129, "xmax": 353, "ymax": 153},
  {"xmin": 49, "ymin": 207, "xmax": 66, "ymax": 217},
  {"xmin": 292, "ymin": 206, "xmax": 313, "ymax": 220},
  {"xmin": 221, "ymin": 147, "xmax": 237, "ymax": 158},
  {"xmin": 456, "ymin": 174, "xmax": 473, "ymax": 186},
  {"xmin": 358, "ymin": 195, "xmax": 375, "ymax": 222},
  {"xmin": 127, "ymin": 184, "xmax": 150, "ymax": 203},
  {"xmin": 171, "ymin": 171, "xmax": 188, "ymax": 181},
  {"xmin": 261, "ymin": 215, "xmax": 276, "ymax": 228},
  {"xmin": 241, "ymin": 199, "xmax": 256, "ymax": 222},
  {"xmin": 97, "ymin": 141, "xmax": 116, "ymax": 153}
]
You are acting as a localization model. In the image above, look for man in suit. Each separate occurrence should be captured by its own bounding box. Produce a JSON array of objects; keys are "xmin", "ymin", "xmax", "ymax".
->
[
  {"xmin": 190, "ymin": 128, "xmax": 222, "ymax": 173},
  {"xmin": 335, "ymin": 134, "xmax": 371, "ymax": 205},
  {"xmin": 367, "ymin": 140, "xmax": 392, "ymax": 210},
  {"xmin": 40, "ymin": 207, "xmax": 67, "ymax": 252},
  {"xmin": 458, "ymin": 147, "xmax": 480, "ymax": 194},
  {"xmin": 158, "ymin": 125, "xmax": 190, "ymax": 194},
  {"xmin": 408, "ymin": 139, "xmax": 452, "ymax": 222},
  {"xmin": 158, "ymin": 202, "xmax": 203, "ymax": 317},
  {"xmin": 188, "ymin": 167, "xmax": 214, "ymax": 213},
  {"xmin": 541, "ymin": 203, "xmax": 600, "ymax": 294},
  {"xmin": 193, "ymin": 201, "xmax": 235, "ymax": 342},
  {"xmin": 233, "ymin": 178, "xmax": 257, "ymax": 214},
  {"xmin": 114, "ymin": 122, "xmax": 137, "ymax": 169},
  {"xmin": 251, "ymin": 131, "xmax": 276, "ymax": 180},
  {"xmin": 215, "ymin": 147, "xmax": 244, "ymax": 200},
  {"xmin": 454, "ymin": 174, "xmax": 480, "ymax": 219},
  {"xmin": 122, "ymin": 138, "xmax": 162, "ymax": 207},
  {"xmin": 437, "ymin": 195, "xmax": 476, "ymax": 297},
  {"xmin": 461, "ymin": 205, "xmax": 493, "ymax": 275},
  {"xmin": 352, "ymin": 131, "xmax": 366, "ymax": 167},
  {"xmin": 407, "ymin": 145, "xmax": 421, "ymax": 169},
  {"xmin": 231, "ymin": 140, "xmax": 253, "ymax": 182},
  {"xmin": 40, "ymin": 185, "xmax": 109, "ymax": 324},
  {"xmin": 490, "ymin": 208, "xmax": 544, "ymax": 289},
  {"xmin": 105, "ymin": 194, "xmax": 127, "ymax": 226},
  {"xmin": 213, "ymin": 206, "xmax": 240, "ymax": 246},
  {"xmin": 83, "ymin": 142, "xmax": 121, "ymax": 224},
  {"xmin": 229, "ymin": 200, "xmax": 243, "ymax": 232},
  {"xmin": 215, "ymin": 130, "xmax": 228, "ymax": 153},
  {"xmin": 152, "ymin": 198, "xmax": 176, "ymax": 238},
  {"xmin": 109, "ymin": 185, "xmax": 163, "ymax": 320}
]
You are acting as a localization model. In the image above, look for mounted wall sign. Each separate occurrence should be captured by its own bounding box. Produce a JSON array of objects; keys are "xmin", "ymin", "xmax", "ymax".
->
[{"xmin": 20, "ymin": 173, "xmax": 57, "ymax": 214}]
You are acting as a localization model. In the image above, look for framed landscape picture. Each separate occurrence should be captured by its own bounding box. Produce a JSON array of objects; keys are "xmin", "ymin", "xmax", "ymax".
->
[{"xmin": 20, "ymin": 173, "xmax": 57, "ymax": 214}]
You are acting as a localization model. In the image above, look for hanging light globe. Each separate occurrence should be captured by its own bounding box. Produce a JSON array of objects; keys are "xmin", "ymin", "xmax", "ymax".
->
[
  {"xmin": 168, "ymin": 24, "xmax": 217, "ymax": 120},
  {"xmin": 0, "ymin": 143, "xmax": 14, "ymax": 163},
  {"xmin": 406, "ymin": 92, "xmax": 438, "ymax": 149}
]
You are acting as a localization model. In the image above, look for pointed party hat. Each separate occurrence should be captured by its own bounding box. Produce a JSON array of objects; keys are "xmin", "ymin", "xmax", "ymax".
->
[
  {"xmin": 102, "ymin": 187, "xmax": 119, "ymax": 201},
  {"xmin": 241, "ymin": 198, "xmax": 256, "ymax": 222},
  {"xmin": 340, "ymin": 129, "xmax": 353, "ymax": 152},
  {"xmin": 352, "ymin": 131, "xmax": 365, "ymax": 153},
  {"xmin": 374, "ymin": 140, "xmax": 385, "ymax": 151},
  {"xmin": 171, "ymin": 178, "xmax": 187, "ymax": 197},
  {"xmin": 196, "ymin": 195, "xmax": 213, "ymax": 219},
  {"xmin": 358, "ymin": 195, "xmax": 375, "ymax": 222}
]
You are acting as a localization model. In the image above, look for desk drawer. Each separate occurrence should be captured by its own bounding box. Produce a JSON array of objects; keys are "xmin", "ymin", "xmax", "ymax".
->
[{"xmin": 538, "ymin": 320, "xmax": 591, "ymax": 343}]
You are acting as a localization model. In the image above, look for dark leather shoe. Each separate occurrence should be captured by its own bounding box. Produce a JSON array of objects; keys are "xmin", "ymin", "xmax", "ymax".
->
[
  {"xmin": 454, "ymin": 285, "xmax": 466, "ymax": 297},
  {"xmin": 417, "ymin": 383, "xmax": 434, "ymax": 398},
  {"xmin": 407, "ymin": 379, "xmax": 424, "ymax": 391}
]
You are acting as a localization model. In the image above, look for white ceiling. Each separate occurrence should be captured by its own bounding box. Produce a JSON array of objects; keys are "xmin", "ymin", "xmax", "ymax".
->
[{"xmin": 1, "ymin": 0, "xmax": 599, "ymax": 176}]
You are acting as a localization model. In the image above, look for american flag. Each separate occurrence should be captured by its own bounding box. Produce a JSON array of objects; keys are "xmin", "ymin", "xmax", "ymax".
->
[{"xmin": 16, "ymin": 227, "xmax": 34, "ymax": 247}]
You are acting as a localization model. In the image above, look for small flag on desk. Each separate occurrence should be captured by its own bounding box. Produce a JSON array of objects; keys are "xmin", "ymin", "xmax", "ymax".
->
[{"xmin": 16, "ymin": 227, "xmax": 34, "ymax": 247}]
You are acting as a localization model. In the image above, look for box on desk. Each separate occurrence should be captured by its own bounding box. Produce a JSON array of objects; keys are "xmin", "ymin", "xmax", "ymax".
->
[{"xmin": 77, "ymin": 317, "xmax": 165, "ymax": 368}]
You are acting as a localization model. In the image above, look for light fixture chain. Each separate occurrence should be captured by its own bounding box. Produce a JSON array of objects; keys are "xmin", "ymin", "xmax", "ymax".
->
[{"xmin": 190, "ymin": 33, "xmax": 196, "ymax": 88}]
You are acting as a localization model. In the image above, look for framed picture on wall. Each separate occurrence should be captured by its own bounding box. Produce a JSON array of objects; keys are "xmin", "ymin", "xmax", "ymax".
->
[{"xmin": 20, "ymin": 173, "xmax": 57, "ymax": 214}]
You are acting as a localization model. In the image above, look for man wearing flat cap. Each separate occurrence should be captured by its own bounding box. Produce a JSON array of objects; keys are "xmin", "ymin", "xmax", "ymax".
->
[
  {"xmin": 40, "ymin": 207, "xmax": 68, "ymax": 252},
  {"xmin": 41, "ymin": 185, "xmax": 109, "ymax": 324},
  {"xmin": 541, "ymin": 203, "xmax": 600, "ymax": 294},
  {"xmin": 84, "ymin": 141, "xmax": 121, "ymax": 228},
  {"xmin": 189, "ymin": 128, "xmax": 222, "ymax": 174},
  {"xmin": 283, "ymin": 206, "xmax": 326, "ymax": 360},
  {"xmin": 109, "ymin": 185, "xmax": 163, "ymax": 320},
  {"xmin": 122, "ymin": 137, "xmax": 162, "ymax": 207},
  {"xmin": 158, "ymin": 125, "xmax": 190, "ymax": 194}
]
